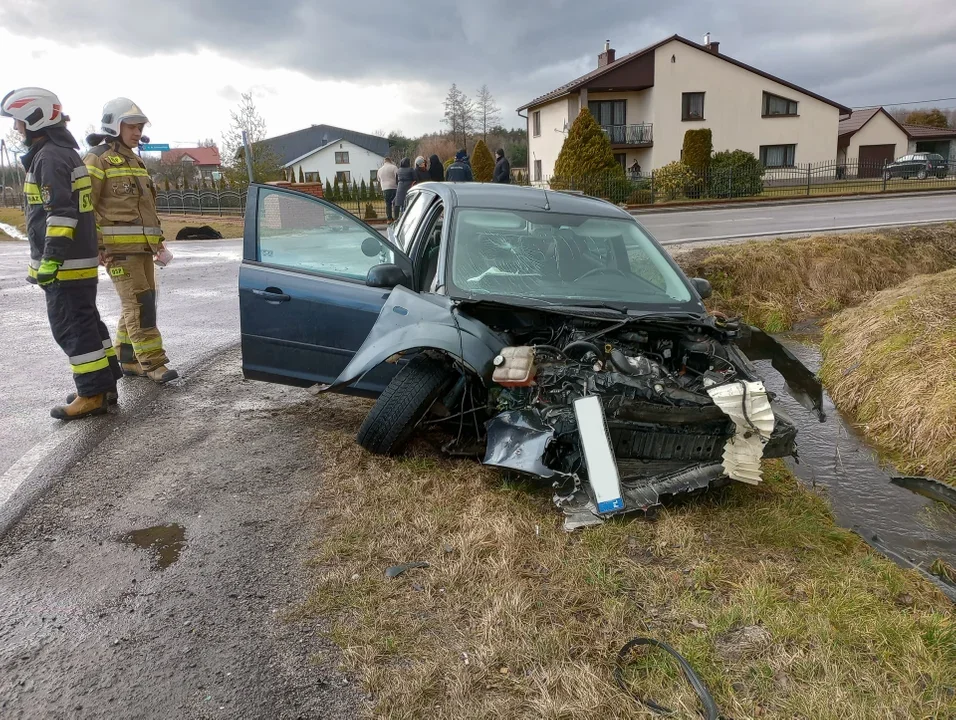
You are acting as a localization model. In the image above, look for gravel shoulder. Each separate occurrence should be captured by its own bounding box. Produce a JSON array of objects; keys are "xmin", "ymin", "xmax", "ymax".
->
[{"xmin": 0, "ymin": 350, "xmax": 361, "ymax": 720}]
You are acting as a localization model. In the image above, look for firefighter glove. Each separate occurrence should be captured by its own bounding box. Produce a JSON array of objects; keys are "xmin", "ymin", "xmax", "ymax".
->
[{"xmin": 36, "ymin": 259, "xmax": 62, "ymax": 286}]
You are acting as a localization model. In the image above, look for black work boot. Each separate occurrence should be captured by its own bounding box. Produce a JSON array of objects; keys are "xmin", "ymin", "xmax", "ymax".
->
[{"xmin": 51, "ymin": 394, "xmax": 109, "ymax": 421}]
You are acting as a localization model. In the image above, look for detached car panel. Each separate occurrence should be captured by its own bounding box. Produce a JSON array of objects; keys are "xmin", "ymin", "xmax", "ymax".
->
[{"xmin": 239, "ymin": 183, "xmax": 825, "ymax": 528}]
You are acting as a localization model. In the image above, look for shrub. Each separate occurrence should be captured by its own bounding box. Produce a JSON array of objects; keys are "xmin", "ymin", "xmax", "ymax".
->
[
  {"xmin": 682, "ymin": 129, "xmax": 713, "ymax": 173},
  {"xmin": 654, "ymin": 161, "xmax": 697, "ymax": 201},
  {"xmin": 709, "ymin": 150, "xmax": 764, "ymax": 198},
  {"xmin": 325, "ymin": 179, "xmax": 334, "ymax": 199},
  {"xmin": 551, "ymin": 109, "xmax": 628, "ymax": 199},
  {"xmin": 364, "ymin": 202, "xmax": 378, "ymax": 220},
  {"xmin": 444, "ymin": 157, "xmax": 455, "ymax": 171},
  {"xmin": 471, "ymin": 140, "xmax": 495, "ymax": 182},
  {"xmin": 360, "ymin": 179, "xmax": 368, "ymax": 201},
  {"xmin": 298, "ymin": 167, "xmax": 305, "ymax": 183}
]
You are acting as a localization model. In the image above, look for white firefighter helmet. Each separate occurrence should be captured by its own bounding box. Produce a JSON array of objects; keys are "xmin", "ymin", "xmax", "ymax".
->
[
  {"xmin": 99, "ymin": 97, "xmax": 149, "ymax": 137},
  {"xmin": 0, "ymin": 87, "xmax": 65, "ymax": 131}
]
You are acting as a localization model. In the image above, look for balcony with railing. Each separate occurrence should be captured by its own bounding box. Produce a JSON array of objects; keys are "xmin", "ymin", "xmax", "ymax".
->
[{"xmin": 601, "ymin": 123, "xmax": 653, "ymax": 148}]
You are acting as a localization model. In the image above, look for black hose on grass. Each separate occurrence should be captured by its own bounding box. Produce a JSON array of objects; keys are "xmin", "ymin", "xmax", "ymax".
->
[{"xmin": 614, "ymin": 637, "xmax": 722, "ymax": 719}]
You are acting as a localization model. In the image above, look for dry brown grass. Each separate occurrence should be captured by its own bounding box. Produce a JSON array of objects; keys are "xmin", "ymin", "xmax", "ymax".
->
[
  {"xmin": 677, "ymin": 225, "xmax": 956, "ymax": 332},
  {"xmin": 820, "ymin": 269, "xmax": 956, "ymax": 486},
  {"xmin": 159, "ymin": 214, "xmax": 244, "ymax": 241},
  {"xmin": 300, "ymin": 394, "xmax": 955, "ymax": 720},
  {"xmin": 0, "ymin": 207, "xmax": 26, "ymax": 240}
]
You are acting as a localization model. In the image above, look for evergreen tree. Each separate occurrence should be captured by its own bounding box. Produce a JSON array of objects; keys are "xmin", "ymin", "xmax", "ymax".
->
[
  {"xmin": 552, "ymin": 109, "xmax": 628, "ymax": 198},
  {"xmin": 471, "ymin": 139, "xmax": 495, "ymax": 182},
  {"xmin": 325, "ymin": 178, "xmax": 334, "ymax": 199},
  {"xmin": 681, "ymin": 129, "xmax": 713, "ymax": 172},
  {"xmin": 351, "ymin": 179, "xmax": 359, "ymax": 201},
  {"xmin": 298, "ymin": 167, "xmax": 305, "ymax": 183},
  {"xmin": 359, "ymin": 178, "xmax": 368, "ymax": 201}
]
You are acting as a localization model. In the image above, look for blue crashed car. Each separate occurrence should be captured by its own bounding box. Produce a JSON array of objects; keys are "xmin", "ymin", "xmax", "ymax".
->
[{"xmin": 239, "ymin": 182, "xmax": 821, "ymax": 528}]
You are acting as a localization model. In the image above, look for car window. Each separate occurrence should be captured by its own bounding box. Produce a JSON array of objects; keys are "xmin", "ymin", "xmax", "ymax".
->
[
  {"xmin": 449, "ymin": 208, "xmax": 692, "ymax": 306},
  {"xmin": 898, "ymin": 155, "xmax": 913, "ymax": 162},
  {"xmin": 394, "ymin": 192, "xmax": 431, "ymax": 252},
  {"xmin": 257, "ymin": 188, "xmax": 392, "ymax": 281}
]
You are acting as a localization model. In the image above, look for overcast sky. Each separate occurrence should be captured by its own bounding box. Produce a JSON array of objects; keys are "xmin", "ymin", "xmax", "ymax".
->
[{"xmin": 2, "ymin": 0, "xmax": 955, "ymax": 150}]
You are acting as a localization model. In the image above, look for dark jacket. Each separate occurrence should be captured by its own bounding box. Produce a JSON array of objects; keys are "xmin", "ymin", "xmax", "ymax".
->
[
  {"xmin": 428, "ymin": 154, "xmax": 444, "ymax": 182},
  {"xmin": 493, "ymin": 155, "xmax": 511, "ymax": 183},
  {"xmin": 394, "ymin": 165, "xmax": 416, "ymax": 209},
  {"xmin": 445, "ymin": 159, "xmax": 473, "ymax": 183},
  {"xmin": 414, "ymin": 167, "xmax": 430, "ymax": 184},
  {"xmin": 21, "ymin": 126, "xmax": 99, "ymax": 284}
]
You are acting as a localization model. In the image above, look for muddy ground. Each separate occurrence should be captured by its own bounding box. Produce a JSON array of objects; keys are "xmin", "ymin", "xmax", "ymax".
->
[{"xmin": 0, "ymin": 349, "xmax": 362, "ymax": 719}]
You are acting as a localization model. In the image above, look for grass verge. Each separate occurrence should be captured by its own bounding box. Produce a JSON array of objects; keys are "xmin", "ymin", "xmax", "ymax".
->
[
  {"xmin": 0, "ymin": 207, "xmax": 26, "ymax": 240},
  {"xmin": 301, "ymin": 394, "xmax": 954, "ymax": 720},
  {"xmin": 820, "ymin": 269, "xmax": 956, "ymax": 486},
  {"xmin": 158, "ymin": 214, "xmax": 245, "ymax": 240},
  {"xmin": 677, "ymin": 225, "xmax": 956, "ymax": 332}
]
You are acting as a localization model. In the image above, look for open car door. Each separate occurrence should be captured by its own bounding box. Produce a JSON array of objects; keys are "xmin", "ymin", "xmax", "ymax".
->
[{"xmin": 238, "ymin": 184, "xmax": 412, "ymax": 395}]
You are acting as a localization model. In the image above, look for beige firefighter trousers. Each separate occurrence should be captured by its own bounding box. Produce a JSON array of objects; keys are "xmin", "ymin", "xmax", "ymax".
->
[{"xmin": 107, "ymin": 254, "xmax": 169, "ymax": 371}]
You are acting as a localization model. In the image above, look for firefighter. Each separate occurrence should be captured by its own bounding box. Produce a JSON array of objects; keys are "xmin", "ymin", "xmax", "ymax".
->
[
  {"xmin": 84, "ymin": 98, "xmax": 178, "ymax": 383},
  {"xmin": 1, "ymin": 87, "xmax": 122, "ymax": 419}
]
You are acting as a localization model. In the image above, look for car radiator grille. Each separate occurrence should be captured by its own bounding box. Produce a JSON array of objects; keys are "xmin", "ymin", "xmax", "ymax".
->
[{"xmin": 607, "ymin": 422, "xmax": 730, "ymax": 463}]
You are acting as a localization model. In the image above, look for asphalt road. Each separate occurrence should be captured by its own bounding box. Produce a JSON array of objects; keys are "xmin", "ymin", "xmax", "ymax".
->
[{"xmin": 635, "ymin": 192, "xmax": 956, "ymax": 244}]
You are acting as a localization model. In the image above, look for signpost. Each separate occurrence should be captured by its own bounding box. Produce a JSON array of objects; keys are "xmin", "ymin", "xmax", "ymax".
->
[{"xmin": 139, "ymin": 143, "xmax": 170, "ymax": 152}]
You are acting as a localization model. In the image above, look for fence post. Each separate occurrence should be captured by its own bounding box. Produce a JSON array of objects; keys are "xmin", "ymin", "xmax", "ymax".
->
[
  {"xmin": 728, "ymin": 165, "xmax": 733, "ymax": 198},
  {"xmin": 882, "ymin": 161, "xmax": 888, "ymax": 192},
  {"xmin": 650, "ymin": 171, "xmax": 655, "ymax": 204},
  {"xmin": 806, "ymin": 164, "xmax": 812, "ymax": 197}
]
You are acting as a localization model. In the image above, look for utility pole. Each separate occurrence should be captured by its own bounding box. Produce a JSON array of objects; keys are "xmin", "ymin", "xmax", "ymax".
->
[{"xmin": 242, "ymin": 130, "xmax": 255, "ymax": 184}]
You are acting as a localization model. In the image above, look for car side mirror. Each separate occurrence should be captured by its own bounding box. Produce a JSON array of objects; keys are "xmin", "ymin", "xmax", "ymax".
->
[
  {"xmin": 692, "ymin": 277, "xmax": 712, "ymax": 300},
  {"xmin": 361, "ymin": 236, "xmax": 383, "ymax": 258},
  {"xmin": 367, "ymin": 263, "xmax": 408, "ymax": 289}
]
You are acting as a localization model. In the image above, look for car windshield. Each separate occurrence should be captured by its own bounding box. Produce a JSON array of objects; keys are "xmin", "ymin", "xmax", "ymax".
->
[{"xmin": 448, "ymin": 208, "xmax": 693, "ymax": 307}]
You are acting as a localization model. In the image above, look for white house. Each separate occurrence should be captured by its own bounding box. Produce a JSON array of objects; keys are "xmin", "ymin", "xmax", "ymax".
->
[
  {"xmin": 259, "ymin": 124, "xmax": 390, "ymax": 188},
  {"xmin": 519, "ymin": 34, "xmax": 852, "ymax": 181},
  {"xmin": 838, "ymin": 107, "xmax": 956, "ymax": 174}
]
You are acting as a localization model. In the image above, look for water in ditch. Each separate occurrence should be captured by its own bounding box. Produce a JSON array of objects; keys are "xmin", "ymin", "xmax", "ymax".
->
[{"xmin": 756, "ymin": 332, "xmax": 956, "ymax": 600}]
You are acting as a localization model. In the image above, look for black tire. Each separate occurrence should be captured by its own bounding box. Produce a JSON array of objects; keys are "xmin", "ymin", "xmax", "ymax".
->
[
  {"xmin": 356, "ymin": 355, "xmax": 455, "ymax": 456},
  {"xmin": 917, "ymin": 169, "xmax": 927, "ymax": 180}
]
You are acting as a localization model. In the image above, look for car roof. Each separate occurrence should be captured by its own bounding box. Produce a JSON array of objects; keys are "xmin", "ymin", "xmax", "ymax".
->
[{"xmin": 412, "ymin": 182, "xmax": 632, "ymax": 219}]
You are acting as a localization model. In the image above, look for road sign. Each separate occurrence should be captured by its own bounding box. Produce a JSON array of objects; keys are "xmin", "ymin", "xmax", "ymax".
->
[{"xmin": 140, "ymin": 143, "xmax": 170, "ymax": 152}]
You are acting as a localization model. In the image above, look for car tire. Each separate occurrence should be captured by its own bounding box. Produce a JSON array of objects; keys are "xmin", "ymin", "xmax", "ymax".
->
[
  {"xmin": 356, "ymin": 355, "xmax": 456, "ymax": 456},
  {"xmin": 938, "ymin": 172, "xmax": 947, "ymax": 179},
  {"xmin": 917, "ymin": 169, "xmax": 927, "ymax": 180}
]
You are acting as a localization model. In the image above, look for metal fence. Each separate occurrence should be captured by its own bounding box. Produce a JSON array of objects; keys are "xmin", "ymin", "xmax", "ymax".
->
[
  {"xmin": 540, "ymin": 156, "xmax": 956, "ymax": 206},
  {"xmin": 156, "ymin": 190, "xmax": 247, "ymax": 216}
]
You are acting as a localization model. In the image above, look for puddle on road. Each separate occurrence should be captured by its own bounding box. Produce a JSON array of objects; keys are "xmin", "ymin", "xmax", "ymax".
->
[
  {"xmin": 119, "ymin": 524, "xmax": 186, "ymax": 569},
  {"xmin": 759, "ymin": 337, "xmax": 956, "ymax": 600}
]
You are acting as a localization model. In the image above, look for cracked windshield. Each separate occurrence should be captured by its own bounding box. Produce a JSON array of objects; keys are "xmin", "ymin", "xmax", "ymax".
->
[{"xmin": 449, "ymin": 208, "xmax": 691, "ymax": 305}]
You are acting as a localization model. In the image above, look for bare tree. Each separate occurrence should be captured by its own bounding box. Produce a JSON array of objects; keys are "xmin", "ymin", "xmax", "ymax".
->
[
  {"xmin": 221, "ymin": 92, "xmax": 282, "ymax": 186},
  {"xmin": 475, "ymin": 85, "xmax": 501, "ymax": 143},
  {"xmin": 442, "ymin": 84, "xmax": 476, "ymax": 150}
]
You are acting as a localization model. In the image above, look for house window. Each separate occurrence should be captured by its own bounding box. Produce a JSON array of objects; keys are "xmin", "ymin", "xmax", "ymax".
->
[
  {"xmin": 335, "ymin": 151, "xmax": 350, "ymax": 164},
  {"xmin": 533, "ymin": 159, "xmax": 542, "ymax": 182},
  {"xmin": 304, "ymin": 172, "xmax": 320, "ymax": 182},
  {"xmin": 682, "ymin": 92, "xmax": 705, "ymax": 121},
  {"xmin": 763, "ymin": 92, "xmax": 798, "ymax": 117},
  {"xmin": 613, "ymin": 153, "xmax": 627, "ymax": 170},
  {"xmin": 370, "ymin": 170, "xmax": 378, "ymax": 185},
  {"xmin": 760, "ymin": 144, "xmax": 796, "ymax": 167},
  {"xmin": 335, "ymin": 171, "xmax": 351, "ymax": 184},
  {"xmin": 533, "ymin": 111, "xmax": 541, "ymax": 137},
  {"xmin": 588, "ymin": 100, "xmax": 627, "ymax": 127}
]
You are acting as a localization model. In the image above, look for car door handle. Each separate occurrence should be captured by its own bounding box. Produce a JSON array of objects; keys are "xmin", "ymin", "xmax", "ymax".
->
[{"xmin": 252, "ymin": 288, "xmax": 291, "ymax": 302}]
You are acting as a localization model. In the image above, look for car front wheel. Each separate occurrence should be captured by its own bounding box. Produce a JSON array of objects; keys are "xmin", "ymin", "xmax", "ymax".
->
[
  {"xmin": 917, "ymin": 169, "xmax": 928, "ymax": 180},
  {"xmin": 356, "ymin": 355, "xmax": 456, "ymax": 456},
  {"xmin": 883, "ymin": 170, "xmax": 892, "ymax": 180}
]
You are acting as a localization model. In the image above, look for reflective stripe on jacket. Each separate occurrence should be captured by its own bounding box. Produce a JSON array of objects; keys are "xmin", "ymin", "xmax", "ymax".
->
[
  {"xmin": 83, "ymin": 140, "xmax": 163, "ymax": 254},
  {"xmin": 20, "ymin": 127, "xmax": 99, "ymax": 285}
]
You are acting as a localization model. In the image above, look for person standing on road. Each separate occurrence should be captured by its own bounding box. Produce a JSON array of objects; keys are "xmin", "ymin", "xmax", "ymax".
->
[
  {"xmin": 376, "ymin": 157, "xmax": 398, "ymax": 223},
  {"xmin": 413, "ymin": 156, "xmax": 430, "ymax": 184},
  {"xmin": 428, "ymin": 153, "xmax": 444, "ymax": 182},
  {"xmin": 445, "ymin": 150, "xmax": 474, "ymax": 182},
  {"xmin": 394, "ymin": 158, "xmax": 415, "ymax": 218},
  {"xmin": 84, "ymin": 98, "xmax": 178, "ymax": 384},
  {"xmin": 2, "ymin": 87, "xmax": 122, "ymax": 420},
  {"xmin": 493, "ymin": 148, "xmax": 511, "ymax": 184}
]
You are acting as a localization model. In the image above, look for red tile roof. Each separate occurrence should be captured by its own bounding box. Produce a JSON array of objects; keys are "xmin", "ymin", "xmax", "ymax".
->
[
  {"xmin": 901, "ymin": 123, "xmax": 956, "ymax": 139},
  {"xmin": 161, "ymin": 147, "xmax": 222, "ymax": 166},
  {"xmin": 518, "ymin": 34, "xmax": 851, "ymax": 114}
]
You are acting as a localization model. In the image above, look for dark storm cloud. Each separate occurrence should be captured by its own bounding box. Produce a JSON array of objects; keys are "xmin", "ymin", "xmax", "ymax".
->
[{"xmin": 5, "ymin": 0, "xmax": 956, "ymax": 122}]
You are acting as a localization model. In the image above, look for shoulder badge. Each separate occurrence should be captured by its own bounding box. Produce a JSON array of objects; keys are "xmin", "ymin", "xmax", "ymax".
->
[
  {"xmin": 107, "ymin": 155, "xmax": 125, "ymax": 165},
  {"xmin": 41, "ymin": 185, "xmax": 53, "ymax": 209}
]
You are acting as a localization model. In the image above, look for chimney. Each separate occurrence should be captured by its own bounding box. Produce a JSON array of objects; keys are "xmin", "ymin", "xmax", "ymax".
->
[
  {"xmin": 703, "ymin": 32, "xmax": 719, "ymax": 54},
  {"xmin": 598, "ymin": 39, "xmax": 616, "ymax": 67}
]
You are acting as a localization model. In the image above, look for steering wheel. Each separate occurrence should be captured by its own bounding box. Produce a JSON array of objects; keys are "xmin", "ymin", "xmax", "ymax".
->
[{"xmin": 577, "ymin": 267, "xmax": 629, "ymax": 280}]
